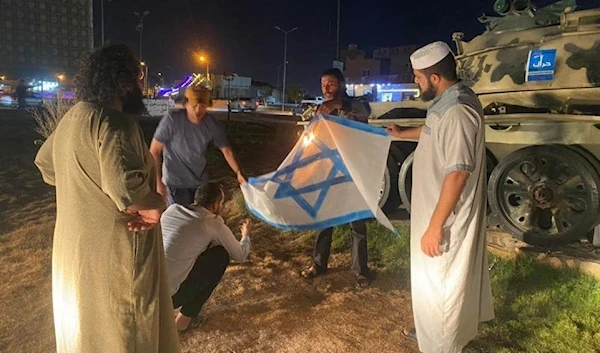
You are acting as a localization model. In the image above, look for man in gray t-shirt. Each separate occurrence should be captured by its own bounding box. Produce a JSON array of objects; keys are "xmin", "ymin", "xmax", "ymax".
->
[{"xmin": 150, "ymin": 86, "xmax": 245, "ymax": 205}]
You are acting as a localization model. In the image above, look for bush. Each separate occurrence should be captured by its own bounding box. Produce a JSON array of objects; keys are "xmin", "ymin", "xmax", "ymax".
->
[{"xmin": 32, "ymin": 98, "xmax": 75, "ymax": 139}]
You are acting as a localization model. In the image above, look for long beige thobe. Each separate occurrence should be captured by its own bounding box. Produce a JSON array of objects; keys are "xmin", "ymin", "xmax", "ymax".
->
[
  {"xmin": 410, "ymin": 83, "xmax": 495, "ymax": 353},
  {"xmin": 35, "ymin": 102, "xmax": 180, "ymax": 353}
]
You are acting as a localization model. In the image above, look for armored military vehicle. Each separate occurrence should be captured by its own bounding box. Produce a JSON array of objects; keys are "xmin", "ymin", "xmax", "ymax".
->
[{"xmin": 372, "ymin": 0, "xmax": 600, "ymax": 246}]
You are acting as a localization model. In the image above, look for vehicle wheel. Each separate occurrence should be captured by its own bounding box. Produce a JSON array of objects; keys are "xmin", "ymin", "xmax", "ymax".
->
[
  {"xmin": 378, "ymin": 154, "xmax": 401, "ymax": 212},
  {"xmin": 398, "ymin": 152, "xmax": 414, "ymax": 213},
  {"xmin": 400, "ymin": 149, "xmax": 499, "ymax": 215},
  {"xmin": 488, "ymin": 145, "xmax": 600, "ymax": 246}
]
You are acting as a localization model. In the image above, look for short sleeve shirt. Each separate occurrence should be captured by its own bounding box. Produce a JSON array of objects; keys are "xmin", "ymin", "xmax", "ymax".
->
[{"xmin": 153, "ymin": 111, "xmax": 230, "ymax": 188}]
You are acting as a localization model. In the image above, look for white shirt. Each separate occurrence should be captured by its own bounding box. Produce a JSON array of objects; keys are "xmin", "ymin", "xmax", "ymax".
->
[{"xmin": 161, "ymin": 204, "xmax": 251, "ymax": 296}]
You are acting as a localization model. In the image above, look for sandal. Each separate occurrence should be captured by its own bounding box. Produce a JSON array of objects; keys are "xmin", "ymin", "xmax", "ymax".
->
[
  {"xmin": 355, "ymin": 273, "xmax": 371, "ymax": 289},
  {"xmin": 402, "ymin": 328, "xmax": 417, "ymax": 342},
  {"xmin": 300, "ymin": 265, "xmax": 323, "ymax": 279},
  {"xmin": 178, "ymin": 316, "xmax": 204, "ymax": 333}
]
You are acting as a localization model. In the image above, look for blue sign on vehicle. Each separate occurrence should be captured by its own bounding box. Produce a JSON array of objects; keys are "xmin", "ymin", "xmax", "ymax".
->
[{"xmin": 526, "ymin": 49, "xmax": 557, "ymax": 82}]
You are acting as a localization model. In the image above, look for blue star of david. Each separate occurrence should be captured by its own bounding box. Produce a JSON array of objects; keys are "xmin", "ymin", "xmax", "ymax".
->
[{"xmin": 251, "ymin": 132, "xmax": 353, "ymax": 219}]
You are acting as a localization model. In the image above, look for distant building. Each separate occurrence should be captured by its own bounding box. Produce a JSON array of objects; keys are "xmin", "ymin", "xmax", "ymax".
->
[
  {"xmin": 344, "ymin": 55, "xmax": 389, "ymax": 79},
  {"xmin": 373, "ymin": 45, "xmax": 417, "ymax": 83},
  {"xmin": 0, "ymin": 0, "xmax": 93, "ymax": 85},
  {"xmin": 339, "ymin": 43, "xmax": 365, "ymax": 62},
  {"xmin": 340, "ymin": 44, "xmax": 419, "ymax": 102},
  {"xmin": 249, "ymin": 80, "xmax": 274, "ymax": 98},
  {"xmin": 341, "ymin": 44, "xmax": 416, "ymax": 85},
  {"xmin": 211, "ymin": 73, "xmax": 252, "ymax": 99}
]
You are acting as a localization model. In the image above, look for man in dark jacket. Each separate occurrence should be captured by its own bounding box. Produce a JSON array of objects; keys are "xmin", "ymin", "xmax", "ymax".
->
[{"xmin": 300, "ymin": 68, "xmax": 372, "ymax": 289}]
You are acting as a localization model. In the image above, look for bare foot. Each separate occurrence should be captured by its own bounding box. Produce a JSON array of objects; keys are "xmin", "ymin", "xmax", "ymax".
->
[{"xmin": 175, "ymin": 312, "xmax": 192, "ymax": 331}]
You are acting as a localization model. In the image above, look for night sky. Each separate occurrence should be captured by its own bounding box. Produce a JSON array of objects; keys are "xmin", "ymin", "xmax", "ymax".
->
[{"xmin": 94, "ymin": 0, "xmax": 598, "ymax": 94}]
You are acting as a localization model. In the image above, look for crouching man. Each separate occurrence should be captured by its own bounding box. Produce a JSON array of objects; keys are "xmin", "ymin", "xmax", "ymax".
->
[{"xmin": 161, "ymin": 181, "xmax": 253, "ymax": 331}]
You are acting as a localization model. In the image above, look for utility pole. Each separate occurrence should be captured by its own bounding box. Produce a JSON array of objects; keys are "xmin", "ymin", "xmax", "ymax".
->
[
  {"xmin": 101, "ymin": 0, "xmax": 105, "ymax": 45},
  {"xmin": 274, "ymin": 26, "xmax": 298, "ymax": 111},
  {"xmin": 133, "ymin": 10, "xmax": 150, "ymax": 61},
  {"xmin": 336, "ymin": 0, "xmax": 341, "ymax": 61}
]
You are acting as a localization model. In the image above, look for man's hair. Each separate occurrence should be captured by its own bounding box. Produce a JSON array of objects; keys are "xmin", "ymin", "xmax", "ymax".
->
[
  {"xmin": 194, "ymin": 182, "xmax": 225, "ymax": 208},
  {"xmin": 420, "ymin": 53, "xmax": 458, "ymax": 82},
  {"xmin": 321, "ymin": 68, "xmax": 345, "ymax": 83},
  {"xmin": 73, "ymin": 43, "xmax": 143, "ymax": 106},
  {"xmin": 182, "ymin": 86, "xmax": 213, "ymax": 107}
]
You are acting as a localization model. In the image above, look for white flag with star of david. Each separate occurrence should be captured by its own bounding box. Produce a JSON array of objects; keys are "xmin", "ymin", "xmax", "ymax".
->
[{"xmin": 240, "ymin": 114, "xmax": 396, "ymax": 233}]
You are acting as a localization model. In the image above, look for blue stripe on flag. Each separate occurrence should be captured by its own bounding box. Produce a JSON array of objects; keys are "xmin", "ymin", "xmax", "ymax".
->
[
  {"xmin": 310, "ymin": 114, "xmax": 390, "ymax": 137},
  {"xmin": 245, "ymin": 204, "xmax": 375, "ymax": 231}
]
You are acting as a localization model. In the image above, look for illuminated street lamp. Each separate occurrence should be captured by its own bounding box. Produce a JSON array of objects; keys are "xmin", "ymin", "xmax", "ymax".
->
[
  {"xmin": 57, "ymin": 74, "xmax": 65, "ymax": 81},
  {"xmin": 198, "ymin": 55, "xmax": 210, "ymax": 88},
  {"xmin": 0, "ymin": 76, "xmax": 5, "ymax": 81}
]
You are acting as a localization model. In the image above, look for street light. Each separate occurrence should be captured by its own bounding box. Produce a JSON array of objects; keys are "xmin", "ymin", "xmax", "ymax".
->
[
  {"xmin": 133, "ymin": 10, "xmax": 150, "ymax": 61},
  {"xmin": 274, "ymin": 26, "xmax": 298, "ymax": 111},
  {"xmin": 276, "ymin": 61, "xmax": 287, "ymax": 103},
  {"xmin": 56, "ymin": 74, "xmax": 65, "ymax": 81},
  {"xmin": 199, "ymin": 55, "xmax": 210, "ymax": 88},
  {"xmin": 0, "ymin": 76, "xmax": 5, "ymax": 81}
]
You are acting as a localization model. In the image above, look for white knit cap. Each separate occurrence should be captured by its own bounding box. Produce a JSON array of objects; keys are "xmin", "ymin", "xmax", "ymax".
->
[{"xmin": 410, "ymin": 41, "xmax": 453, "ymax": 70}]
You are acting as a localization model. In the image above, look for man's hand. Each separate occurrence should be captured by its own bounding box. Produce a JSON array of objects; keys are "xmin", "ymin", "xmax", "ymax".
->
[
  {"xmin": 128, "ymin": 209, "xmax": 161, "ymax": 232},
  {"xmin": 386, "ymin": 124, "xmax": 403, "ymax": 137},
  {"xmin": 421, "ymin": 225, "xmax": 443, "ymax": 257},
  {"xmin": 240, "ymin": 218, "xmax": 253, "ymax": 237},
  {"xmin": 157, "ymin": 180, "xmax": 167, "ymax": 201}
]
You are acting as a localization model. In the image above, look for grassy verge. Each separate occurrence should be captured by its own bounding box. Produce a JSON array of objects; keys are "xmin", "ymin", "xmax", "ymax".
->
[
  {"xmin": 234, "ymin": 192, "xmax": 600, "ymax": 352},
  {"xmin": 469, "ymin": 255, "xmax": 600, "ymax": 353}
]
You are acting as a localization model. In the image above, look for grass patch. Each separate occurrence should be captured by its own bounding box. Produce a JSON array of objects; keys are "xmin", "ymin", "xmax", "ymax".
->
[
  {"xmin": 331, "ymin": 221, "xmax": 411, "ymax": 273},
  {"xmin": 468, "ymin": 255, "xmax": 600, "ymax": 353}
]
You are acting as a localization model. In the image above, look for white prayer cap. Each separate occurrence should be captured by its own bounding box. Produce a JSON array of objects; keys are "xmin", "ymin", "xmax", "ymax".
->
[{"xmin": 410, "ymin": 41, "xmax": 453, "ymax": 70}]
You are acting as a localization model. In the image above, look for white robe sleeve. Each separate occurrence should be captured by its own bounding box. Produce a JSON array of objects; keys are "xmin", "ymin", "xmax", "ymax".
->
[{"xmin": 438, "ymin": 104, "xmax": 481, "ymax": 175}]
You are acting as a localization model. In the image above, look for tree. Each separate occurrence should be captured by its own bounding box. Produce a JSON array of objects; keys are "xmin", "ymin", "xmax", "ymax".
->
[
  {"xmin": 262, "ymin": 85, "xmax": 274, "ymax": 97},
  {"xmin": 286, "ymin": 85, "xmax": 304, "ymax": 104}
]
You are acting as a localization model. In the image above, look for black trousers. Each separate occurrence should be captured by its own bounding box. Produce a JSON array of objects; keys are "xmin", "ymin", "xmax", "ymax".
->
[
  {"xmin": 312, "ymin": 219, "xmax": 368, "ymax": 275},
  {"xmin": 167, "ymin": 186, "xmax": 197, "ymax": 206},
  {"xmin": 172, "ymin": 245, "xmax": 230, "ymax": 318}
]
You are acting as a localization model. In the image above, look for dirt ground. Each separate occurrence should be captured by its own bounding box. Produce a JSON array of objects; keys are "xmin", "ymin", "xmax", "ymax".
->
[{"xmin": 0, "ymin": 110, "xmax": 420, "ymax": 353}]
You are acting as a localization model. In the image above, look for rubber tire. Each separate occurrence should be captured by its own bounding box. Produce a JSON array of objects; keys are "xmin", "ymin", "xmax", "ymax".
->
[
  {"xmin": 400, "ymin": 149, "xmax": 498, "ymax": 215},
  {"xmin": 378, "ymin": 154, "xmax": 401, "ymax": 213},
  {"xmin": 487, "ymin": 145, "xmax": 600, "ymax": 246},
  {"xmin": 398, "ymin": 152, "xmax": 414, "ymax": 213}
]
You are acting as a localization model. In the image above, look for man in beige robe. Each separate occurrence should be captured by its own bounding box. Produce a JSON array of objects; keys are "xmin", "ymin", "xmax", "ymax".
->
[
  {"xmin": 34, "ymin": 43, "xmax": 180, "ymax": 353},
  {"xmin": 387, "ymin": 41, "xmax": 494, "ymax": 352}
]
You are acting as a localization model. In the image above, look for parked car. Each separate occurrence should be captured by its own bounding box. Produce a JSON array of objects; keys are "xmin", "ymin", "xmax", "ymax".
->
[
  {"xmin": 265, "ymin": 96, "xmax": 277, "ymax": 105},
  {"xmin": 292, "ymin": 103, "xmax": 315, "ymax": 116},
  {"xmin": 0, "ymin": 92, "xmax": 43, "ymax": 108},
  {"xmin": 228, "ymin": 97, "xmax": 257, "ymax": 112},
  {"xmin": 300, "ymin": 96, "xmax": 324, "ymax": 105}
]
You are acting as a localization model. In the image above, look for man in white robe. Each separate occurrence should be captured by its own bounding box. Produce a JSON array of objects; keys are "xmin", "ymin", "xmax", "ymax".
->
[{"xmin": 387, "ymin": 41, "xmax": 494, "ymax": 353}]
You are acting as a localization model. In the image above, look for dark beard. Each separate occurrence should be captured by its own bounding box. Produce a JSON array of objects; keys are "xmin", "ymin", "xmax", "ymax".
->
[
  {"xmin": 420, "ymin": 77, "xmax": 437, "ymax": 102},
  {"xmin": 122, "ymin": 87, "xmax": 147, "ymax": 115},
  {"xmin": 420, "ymin": 86, "xmax": 437, "ymax": 102}
]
